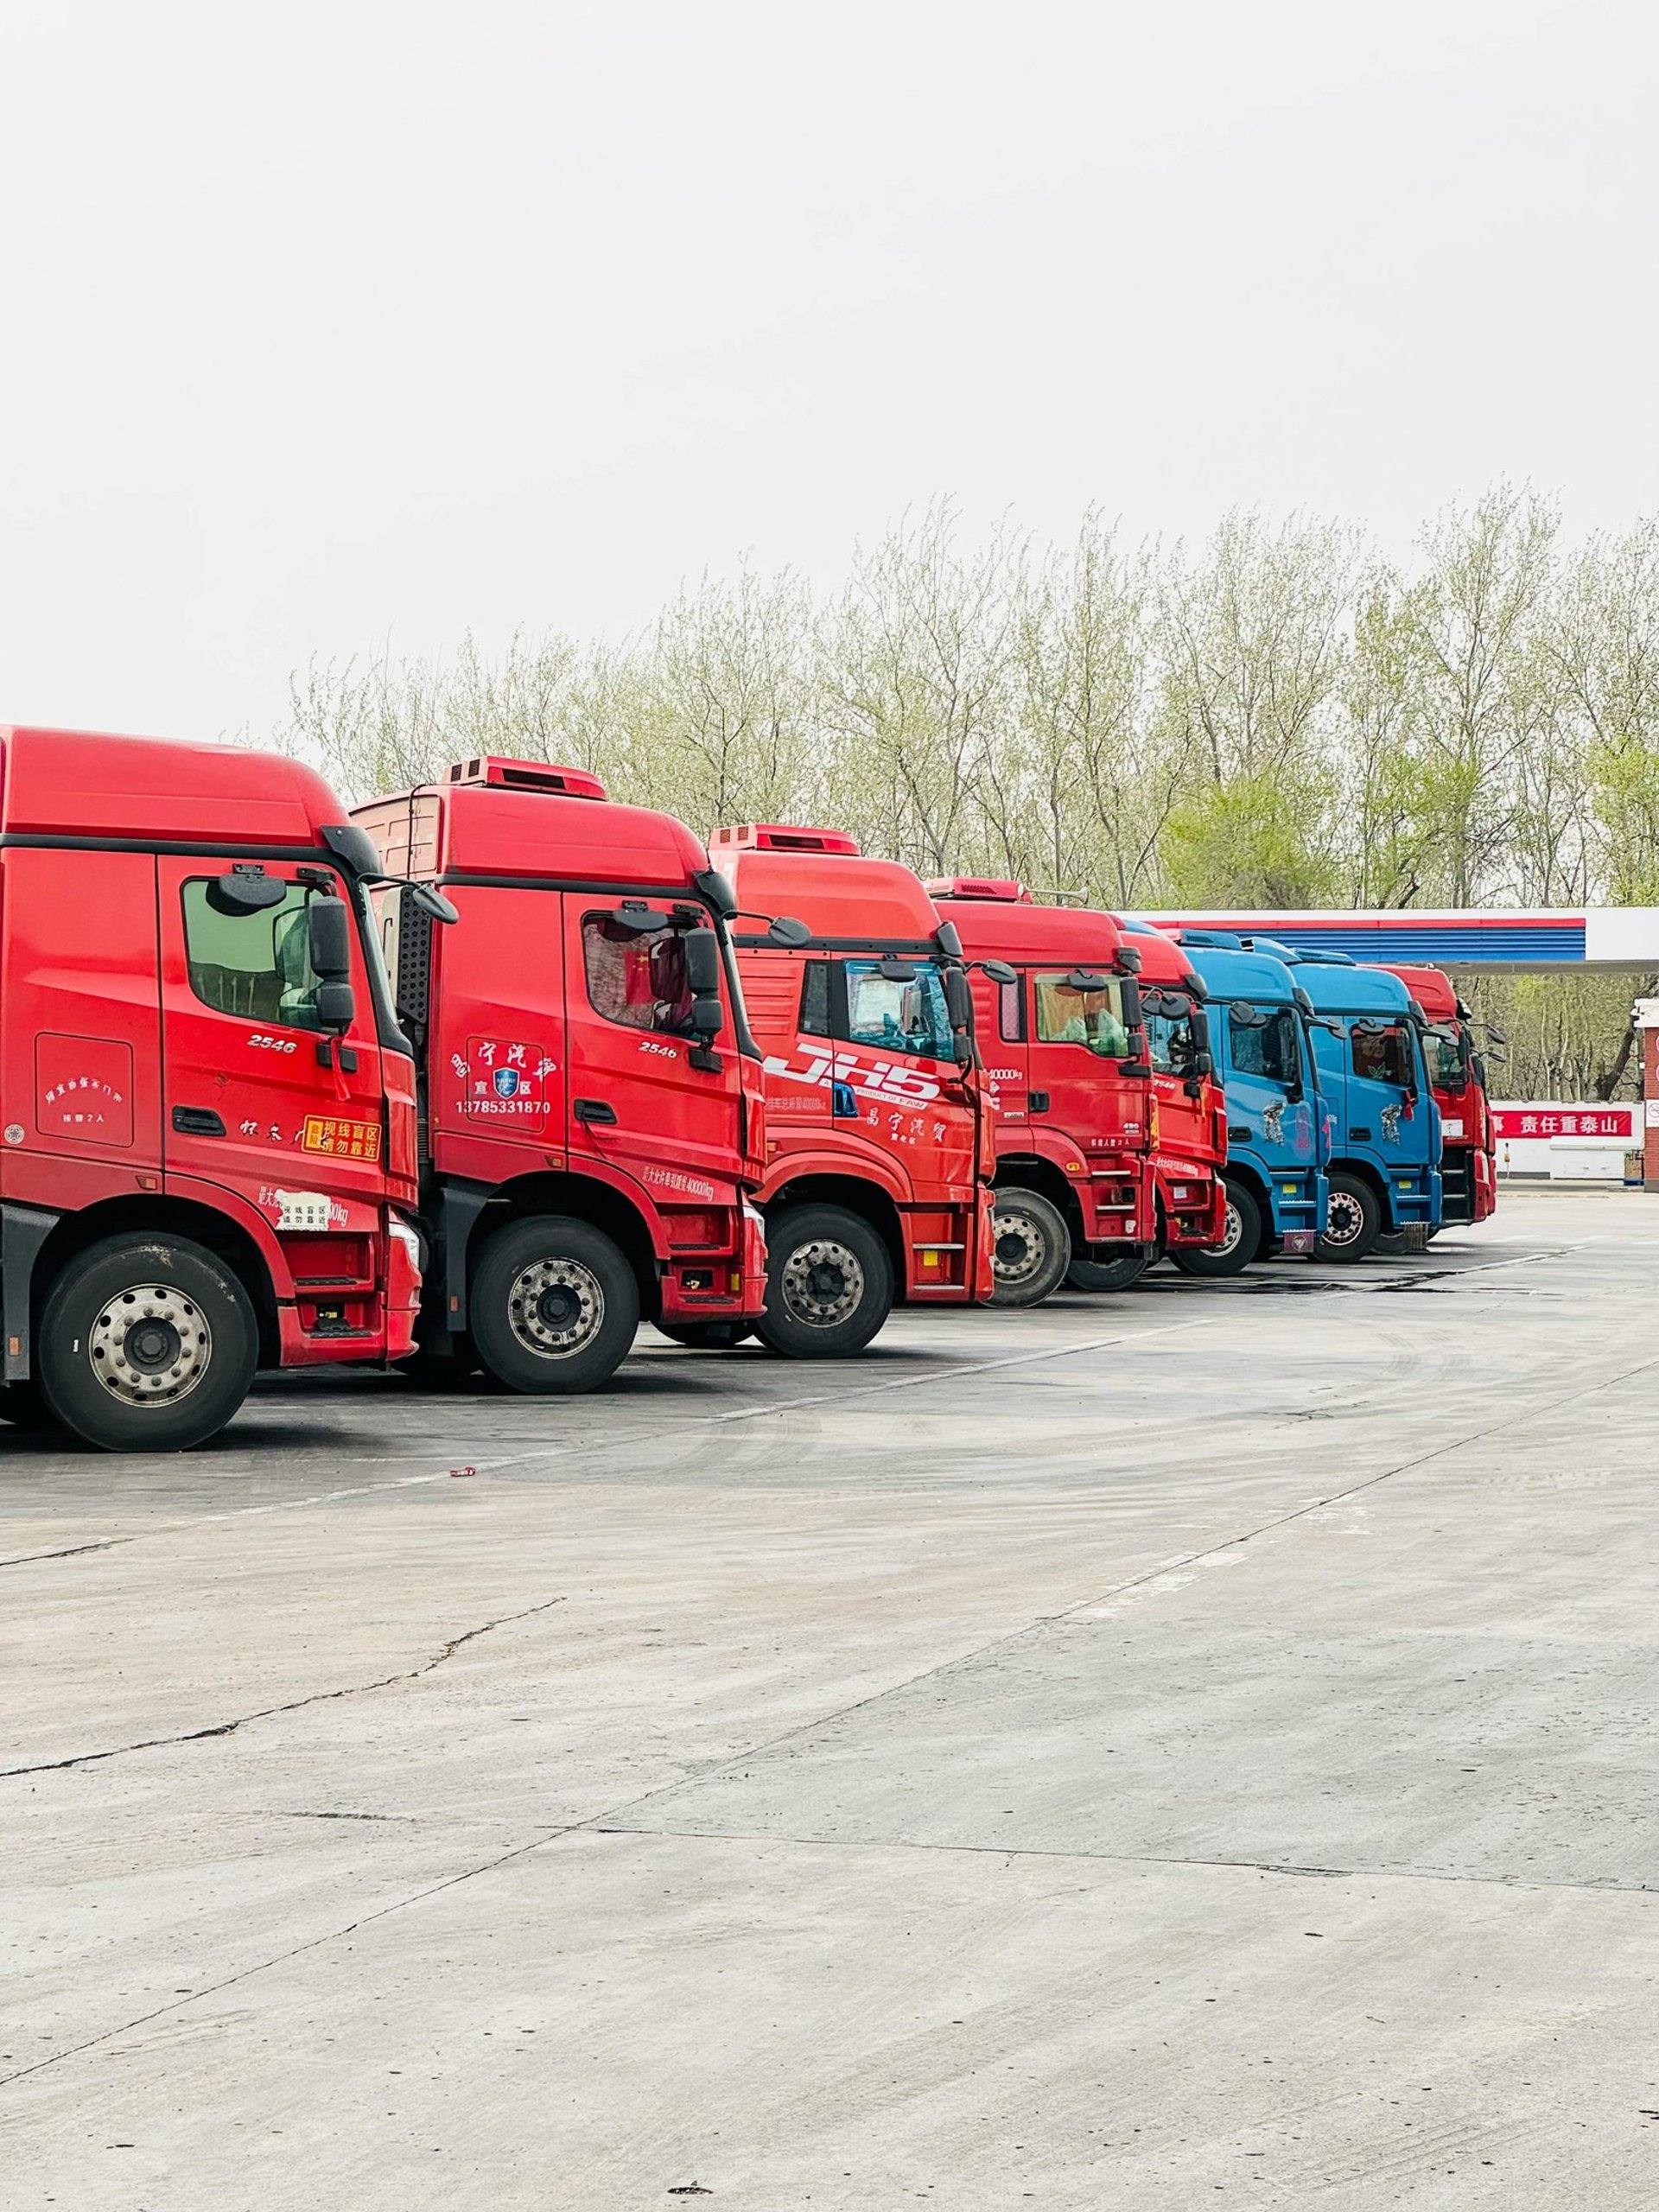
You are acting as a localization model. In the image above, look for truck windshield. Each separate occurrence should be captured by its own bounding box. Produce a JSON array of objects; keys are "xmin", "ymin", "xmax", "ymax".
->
[
  {"xmin": 1229, "ymin": 1006, "xmax": 1300, "ymax": 1086},
  {"xmin": 1033, "ymin": 972, "xmax": 1130, "ymax": 1058},
  {"xmin": 1424, "ymin": 1024, "xmax": 1467, "ymax": 1090},
  {"xmin": 844, "ymin": 959, "xmax": 955, "ymax": 1059}
]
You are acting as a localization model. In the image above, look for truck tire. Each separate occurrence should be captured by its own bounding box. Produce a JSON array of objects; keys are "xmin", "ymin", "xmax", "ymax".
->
[
  {"xmin": 1065, "ymin": 1251, "xmax": 1149, "ymax": 1293},
  {"xmin": 470, "ymin": 1215, "xmax": 640, "ymax": 1394},
  {"xmin": 754, "ymin": 1205, "xmax": 893, "ymax": 1358},
  {"xmin": 1170, "ymin": 1181, "xmax": 1262, "ymax": 1278},
  {"xmin": 1316, "ymin": 1171, "xmax": 1382, "ymax": 1262},
  {"xmin": 36, "ymin": 1236, "xmax": 258, "ymax": 1452},
  {"xmin": 989, "ymin": 1186, "xmax": 1071, "ymax": 1306},
  {"xmin": 653, "ymin": 1320, "xmax": 753, "ymax": 1349}
]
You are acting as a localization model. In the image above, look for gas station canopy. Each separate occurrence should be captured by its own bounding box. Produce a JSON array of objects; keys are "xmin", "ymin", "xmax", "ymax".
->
[{"xmin": 1141, "ymin": 908, "xmax": 1659, "ymax": 972}]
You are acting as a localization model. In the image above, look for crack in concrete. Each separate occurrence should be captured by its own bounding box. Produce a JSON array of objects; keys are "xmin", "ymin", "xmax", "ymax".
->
[
  {"xmin": 0, "ymin": 1538, "xmax": 127, "ymax": 1568},
  {"xmin": 589, "ymin": 1820, "xmax": 1656, "ymax": 1896},
  {"xmin": 0, "ymin": 1817, "xmax": 577, "ymax": 2092},
  {"xmin": 0, "ymin": 1595, "xmax": 568, "ymax": 1781}
]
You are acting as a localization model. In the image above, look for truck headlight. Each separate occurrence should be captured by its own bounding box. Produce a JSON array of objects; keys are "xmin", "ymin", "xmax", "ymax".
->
[{"xmin": 389, "ymin": 1215, "xmax": 425, "ymax": 1271}]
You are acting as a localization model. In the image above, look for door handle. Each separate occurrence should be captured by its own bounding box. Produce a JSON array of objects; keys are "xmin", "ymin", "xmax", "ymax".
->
[
  {"xmin": 172, "ymin": 1106, "xmax": 226, "ymax": 1136},
  {"xmin": 1028, "ymin": 1090, "xmax": 1050, "ymax": 1114},
  {"xmin": 1349, "ymin": 1126, "xmax": 1372, "ymax": 1141},
  {"xmin": 573, "ymin": 1098, "xmax": 618, "ymax": 1124}
]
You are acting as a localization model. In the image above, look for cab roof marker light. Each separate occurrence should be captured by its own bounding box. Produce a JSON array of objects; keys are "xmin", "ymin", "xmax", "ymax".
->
[
  {"xmin": 924, "ymin": 875, "xmax": 1032, "ymax": 903},
  {"xmin": 709, "ymin": 823, "xmax": 861, "ymax": 856},
  {"xmin": 444, "ymin": 756, "xmax": 608, "ymax": 800}
]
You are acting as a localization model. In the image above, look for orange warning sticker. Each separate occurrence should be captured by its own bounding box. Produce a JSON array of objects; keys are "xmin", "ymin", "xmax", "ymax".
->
[{"xmin": 302, "ymin": 1115, "xmax": 382, "ymax": 1161}]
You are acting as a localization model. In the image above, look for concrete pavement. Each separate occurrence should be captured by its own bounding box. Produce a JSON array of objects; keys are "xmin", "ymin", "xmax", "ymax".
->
[{"xmin": 3, "ymin": 1185, "xmax": 1656, "ymax": 2208}]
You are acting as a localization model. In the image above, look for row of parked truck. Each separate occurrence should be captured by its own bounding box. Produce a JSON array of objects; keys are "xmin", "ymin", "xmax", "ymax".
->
[{"xmin": 0, "ymin": 726, "xmax": 1497, "ymax": 1452}]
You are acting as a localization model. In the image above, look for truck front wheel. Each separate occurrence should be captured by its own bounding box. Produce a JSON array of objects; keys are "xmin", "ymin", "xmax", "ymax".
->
[
  {"xmin": 1171, "ymin": 1181, "xmax": 1262, "ymax": 1278},
  {"xmin": 755, "ymin": 1205, "xmax": 893, "ymax": 1357},
  {"xmin": 471, "ymin": 1216, "xmax": 640, "ymax": 1394},
  {"xmin": 36, "ymin": 1236, "xmax": 258, "ymax": 1452},
  {"xmin": 1316, "ymin": 1172, "xmax": 1382, "ymax": 1262},
  {"xmin": 989, "ymin": 1187, "xmax": 1072, "ymax": 1307}
]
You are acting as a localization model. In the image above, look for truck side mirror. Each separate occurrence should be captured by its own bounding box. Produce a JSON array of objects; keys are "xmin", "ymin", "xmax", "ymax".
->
[
  {"xmin": 944, "ymin": 967, "xmax": 974, "ymax": 1031},
  {"xmin": 613, "ymin": 902, "xmax": 672, "ymax": 933},
  {"xmin": 1119, "ymin": 978, "xmax": 1141, "ymax": 1029},
  {"xmin": 1064, "ymin": 969, "xmax": 1109, "ymax": 993},
  {"xmin": 410, "ymin": 883, "xmax": 460, "ymax": 925},
  {"xmin": 308, "ymin": 894, "xmax": 353, "ymax": 981},
  {"xmin": 1192, "ymin": 1050, "xmax": 1215, "ymax": 1077},
  {"xmin": 1116, "ymin": 946, "xmax": 1142, "ymax": 975},
  {"xmin": 767, "ymin": 915, "xmax": 811, "ymax": 948},
  {"xmin": 979, "ymin": 959, "xmax": 1018, "ymax": 986},
  {"xmin": 683, "ymin": 927, "xmax": 722, "ymax": 996},
  {"xmin": 1230, "ymin": 999, "xmax": 1268, "ymax": 1027},
  {"xmin": 878, "ymin": 958, "xmax": 918, "ymax": 982},
  {"xmin": 688, "ymin": 995, "xmax": 723, "ymax": 1039},
  {"xmin": 313, "ymin": 979, "xmax": 356, "ymax": 1034}
]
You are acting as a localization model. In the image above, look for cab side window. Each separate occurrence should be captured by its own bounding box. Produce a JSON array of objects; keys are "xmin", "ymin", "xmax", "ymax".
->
[
  {"xmin": 1035, "ymin": 973, "xmax": 1128, "ymax": 1058},
  {"xmin": 1230, "ymin": 1008, "xmax": 1299, "ymax": 1084},
  {"xmin": 181, "ymin": 879, "xmax": 327, "ymax": 1032},
  {"xmin": 1144, "ymin": 1012, "xmax": 1194, "ymax": 1077},
  {"xmin": 1352, "ymin": 1024, "xmax": 1413, "ymax": 1087},
  {"xmin": 842, "ymin": 960, "xmax": 954, "ymax": 1059},
  {"xmin": 582, "ymin": 915, "xmax": 695, "ymax": 1036},
  {"xmin": 998, "ymin": 977, "xmax": 1025, "ymax": 1041}
]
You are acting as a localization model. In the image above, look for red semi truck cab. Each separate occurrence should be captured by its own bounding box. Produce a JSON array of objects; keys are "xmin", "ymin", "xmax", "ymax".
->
[
  {"xmin": 709, "ymin": 824, "xmax": 993, "ymax": 1356},
  {"xmin": 1380, "ymin": 963, "xmax": 1497, "ymax": 1225},
  {"xmin": 926, "ymin": 878, "xmax": 1158, "ymax": 1301},
  {"xmin": 352, "ymin": 757, "xmax": 771, "ymax": 1392},
  {"xmin": 0, "ymin": 726, "xmax": 435, "ymax": 1451}
]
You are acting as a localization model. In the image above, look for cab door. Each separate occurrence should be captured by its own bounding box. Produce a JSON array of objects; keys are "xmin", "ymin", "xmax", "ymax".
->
[
  {"xmin": 563, "ymin": 898, "xmax": 747, "ymax": 1199},
  {"xmin": 157, "ymin": 857, "xmax": 389, "ymax": 1217},
  {"xmin": 1224, "ymin": 1005, "xmax": 1318, "ymax": 1171}
]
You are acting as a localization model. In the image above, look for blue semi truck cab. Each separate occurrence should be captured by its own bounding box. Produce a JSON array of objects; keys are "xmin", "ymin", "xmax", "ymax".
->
[
  {"xmin": 1164, "ymin": 934, "xmax": 1329, "ymax": 1274},
  {"xmin": 1269, "ymin": 947, "xmax": 1441, "ymax": 1260}
]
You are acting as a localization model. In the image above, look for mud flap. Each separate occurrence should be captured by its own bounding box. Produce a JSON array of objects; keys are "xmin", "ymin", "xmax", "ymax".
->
[
  {"xmin": 1280, "ymin": 1229, "xmax": 1316, "ymax": 1255},
  {"xmin": 2, "ymin": 1203, "xmax": 58, "ymax": 1382},
  {"xmin": 1398, "ymin": 1222, "xmax": 1431, "ymax": 1254}
]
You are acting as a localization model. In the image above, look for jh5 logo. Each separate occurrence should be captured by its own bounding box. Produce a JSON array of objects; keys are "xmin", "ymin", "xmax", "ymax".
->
[{"xmin": 764, "ymin": 1041, "xmax": 943, "ymax": 1103}]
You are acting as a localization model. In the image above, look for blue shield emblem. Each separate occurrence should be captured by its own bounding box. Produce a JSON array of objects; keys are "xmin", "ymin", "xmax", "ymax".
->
[{"xmin": 493, "ymin": 1067, "xmax": 521, "ymax": 1098}]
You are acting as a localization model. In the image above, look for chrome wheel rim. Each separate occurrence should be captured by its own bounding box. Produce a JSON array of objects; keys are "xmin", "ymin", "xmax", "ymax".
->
[
  {"xmin": 780, "ymin": 1238, "xmax": 865, "ymax": 1329},
  {"xmin": 507, "ymin": 1257, "xmax": 605, "ymax": 1359},
  {"xmin": 91, "ymin": 1284, "xmax": 212, "ymax": 1408},
  {"xmin": 992, "ymin": 1205, "xmax": 1047, "ymax": 1289},
  {"xmin": 1324, "ymin": 1191, "xmax": 1365, "ymax": 1249}
]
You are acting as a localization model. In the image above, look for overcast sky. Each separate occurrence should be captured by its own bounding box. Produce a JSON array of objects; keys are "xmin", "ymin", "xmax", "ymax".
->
[{"xmin": 0, "ymin": 0, "xmax": 1652, "ymax": 744}]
